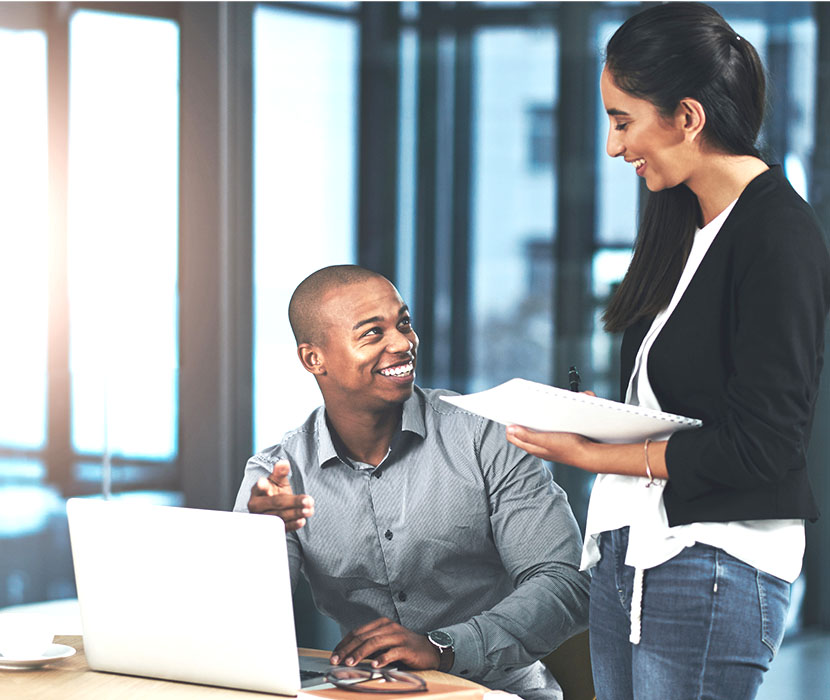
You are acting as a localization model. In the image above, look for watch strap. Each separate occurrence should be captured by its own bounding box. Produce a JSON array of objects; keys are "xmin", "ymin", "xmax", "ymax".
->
[
  {"xmin": 427, "ymin": 630, "xmax": 455, "ymax": 673},
  {"xmin": 436, "ymin": 645, "xmax": 454, "ymax": 673}
]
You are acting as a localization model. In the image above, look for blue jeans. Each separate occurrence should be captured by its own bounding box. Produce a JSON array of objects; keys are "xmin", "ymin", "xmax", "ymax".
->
[{"xmin": 589, "ymin": 527, "xmax": 790, "ymax": 700}]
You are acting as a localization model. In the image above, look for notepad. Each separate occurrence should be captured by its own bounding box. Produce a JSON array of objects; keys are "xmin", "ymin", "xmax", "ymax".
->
[{"xmin": 440, "ymin": 378, "xmax": 702, "ymax": 443}]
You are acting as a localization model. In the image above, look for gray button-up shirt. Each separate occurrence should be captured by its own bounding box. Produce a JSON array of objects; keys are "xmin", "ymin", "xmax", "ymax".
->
[{"xmin": 234, "ymin": 387, "xmax": 589, "ymax": 699}]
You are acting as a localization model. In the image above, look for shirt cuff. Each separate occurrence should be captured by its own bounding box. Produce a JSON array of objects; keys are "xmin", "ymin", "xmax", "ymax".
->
[{"xmin": 441, "ymin": 621, "xmax": 484, "ymax": 679}]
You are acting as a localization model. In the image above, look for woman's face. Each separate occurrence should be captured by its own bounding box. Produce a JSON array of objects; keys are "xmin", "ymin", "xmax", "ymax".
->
[{"xmin": 600, "ymin": 67, "xmax": 690, "ymax": 192}]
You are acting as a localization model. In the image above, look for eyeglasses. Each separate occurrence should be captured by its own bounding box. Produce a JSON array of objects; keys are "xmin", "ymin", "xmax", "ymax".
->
[{"xmin": 324, "ymin": 667, "xmax": 428, "ymax": 694}]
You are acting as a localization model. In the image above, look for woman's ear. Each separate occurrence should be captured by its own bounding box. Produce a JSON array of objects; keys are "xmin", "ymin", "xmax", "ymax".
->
[
  {"xmin": 676, "ymin": 97, "xmax": 706, "ymax": 142},
  {"xmin": 298, "ymin": 343, "xmax": 326, "ymax": 375}
]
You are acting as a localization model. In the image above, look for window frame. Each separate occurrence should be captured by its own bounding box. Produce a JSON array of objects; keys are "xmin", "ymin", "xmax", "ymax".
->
[{"xmin": 0, "ymin": 2, "xmax": 183, "ymax": 498}]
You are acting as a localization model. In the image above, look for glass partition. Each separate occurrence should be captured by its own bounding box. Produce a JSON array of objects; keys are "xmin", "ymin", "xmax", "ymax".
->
[
  {"xmin": 0, "ymin": 25, "xmax": 53, "ymax": 607},
  {"xmin": 469, "ymin": 26, "xmax": 557, "ymax": 392},
  {"xmin": 0, "ymin": 9, "xmax": 181, "ymax": 610},
  {"xmin": 253, "ymin": 6, "xmax": 358, "ymax": 450},
  {"xmin": 68, "ymin": 11, "xmax": 180, "ymax": 488},
  {"xmin": 0, "ymin": 28, "xmax": 48, "ymax": 460}
]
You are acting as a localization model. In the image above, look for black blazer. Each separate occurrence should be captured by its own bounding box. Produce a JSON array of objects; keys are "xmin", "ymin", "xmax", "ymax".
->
[{"xmin": 620, "ymin": 166, "xmax": 830, "ymax": 526}]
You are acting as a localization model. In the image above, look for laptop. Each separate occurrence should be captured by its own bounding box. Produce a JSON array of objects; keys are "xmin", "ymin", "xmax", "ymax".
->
[{"xmin": 66, "ymin": 497, "xmax": 343, "ymax": 695}]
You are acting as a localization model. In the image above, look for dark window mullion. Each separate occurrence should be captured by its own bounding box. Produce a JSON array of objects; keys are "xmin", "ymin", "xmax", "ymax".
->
[
  {"xmin": 552, "ymin": 2, "xmax": 598, "ymax": 529},
  {"xmin": 413, "ymin": 2, "xmax": 441, "ymax": 386},
  {"xmin": 450, "ymin": 12, "xmax": 473, "ymax": 394},
  {"xmin": 66, "ymin": 2, "xmax": 181, "ymax": 21},
  {"xmin": 357, "ymin": 1, "xmax": 401, "ymax": 280}
]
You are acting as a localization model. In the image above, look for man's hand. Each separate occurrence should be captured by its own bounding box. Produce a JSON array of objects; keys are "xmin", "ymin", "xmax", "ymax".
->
[
  {"xmin": 247, "ymin": 460, "xmax": 314, "ymax": 532},
  {"xmin": 329, "ymin": 618, "xmax": 440, "ymax": 670}
]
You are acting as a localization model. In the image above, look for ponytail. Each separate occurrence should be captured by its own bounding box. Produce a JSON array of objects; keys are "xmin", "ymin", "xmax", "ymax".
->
[{"xmin": 603, "ymin": 187, "xmax": 700, "ymax": 332}]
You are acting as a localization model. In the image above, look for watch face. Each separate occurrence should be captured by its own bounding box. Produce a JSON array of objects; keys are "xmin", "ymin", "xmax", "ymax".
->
[{"xmin": 429, "ymin": 630, "xmax": 453, "ymax": 648}]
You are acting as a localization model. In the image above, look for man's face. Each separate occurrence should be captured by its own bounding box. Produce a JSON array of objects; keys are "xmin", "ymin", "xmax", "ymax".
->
[{"xmin": 314, "ymin": 277, "xmax": 418, "ymax": 412}]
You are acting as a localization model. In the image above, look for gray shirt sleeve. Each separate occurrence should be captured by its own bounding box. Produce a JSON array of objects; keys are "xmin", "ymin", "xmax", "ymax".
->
[
  {"xmin": 442, "ymin": 418, "xmax": 590, "ymax": 679},
  {"xmin": 233, "ymin": 450, "xmax": 303, "ymax": 592}
]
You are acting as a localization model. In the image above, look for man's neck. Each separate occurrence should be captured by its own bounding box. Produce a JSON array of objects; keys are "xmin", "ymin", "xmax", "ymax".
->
[{"xmin": 325, "ymin": 403, "xmax": 403, "ymax": 467}]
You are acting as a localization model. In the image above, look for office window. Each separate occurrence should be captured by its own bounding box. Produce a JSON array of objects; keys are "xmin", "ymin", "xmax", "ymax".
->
[
  {"xmin": 68, "ymin": 11, "xmax": 180, "ymax": 487},
  {"xmin": 0, "ymin": 28, "xmax": 48, "ymax": 458},
  {"xmin": 781, "ymin": 17, "xmax": 817, "ymax": 199},
  {"xmin": 594, "ymin": 19, "xmax": 639, "ymax": 250},
  {"xmin": 1, "ymin": 9, "xmax": 180, "ymax": 609},
  {"xmin": 527, "ymin": 104, "xmax": 556, "ymax": 171},
  {"xmin": 716, "ymin": 10, "xmax": 816, "ymax": 200},
  {"xmin": 0, "ymin": 28, "xmax": 53, "ymax": 606},
  {"xmin": 395, "ymin": 27, "xmax": 419, "ymax": 314},
  {"xmin": 590, "ymin": 17, "xmax": 639, "ymax": 399},
  {"xmin": 469, "ymin": 27, "xmax": 557, "ymax": 391},
  {"xmin": 253, "ymin": 7, "xmax": 358, "ymax": 449}
]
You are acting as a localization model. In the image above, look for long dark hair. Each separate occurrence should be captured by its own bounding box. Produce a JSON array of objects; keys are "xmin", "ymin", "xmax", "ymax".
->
[{"xmin": 602, "ymin": 2, "xmax": 766, "ymax": 332}]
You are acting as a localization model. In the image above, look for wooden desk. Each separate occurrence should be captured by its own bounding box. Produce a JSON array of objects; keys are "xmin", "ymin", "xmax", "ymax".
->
[{"xmin": 1, "ymin": 636, "xmax": 485, "ymax": 700}]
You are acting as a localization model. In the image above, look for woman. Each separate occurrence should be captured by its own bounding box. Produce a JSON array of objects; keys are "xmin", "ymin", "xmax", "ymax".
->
[{"xmin": 506, "ymin": 4, "xmax": 830, "ymax": 700}]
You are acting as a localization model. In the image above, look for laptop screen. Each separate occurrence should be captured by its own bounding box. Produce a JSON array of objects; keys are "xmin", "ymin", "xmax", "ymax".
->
[{"xmin": 67, "ymin": 498, "xmax": 306, "ymax": 695}]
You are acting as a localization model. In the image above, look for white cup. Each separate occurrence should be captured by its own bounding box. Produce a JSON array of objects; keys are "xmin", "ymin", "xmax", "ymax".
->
[{"xmin": 0, "ymin": 612, "xmax": 56, "ymax": 659}]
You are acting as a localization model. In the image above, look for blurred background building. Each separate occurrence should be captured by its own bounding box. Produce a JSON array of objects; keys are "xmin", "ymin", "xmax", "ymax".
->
[{"xmin": 1, "ymin": 2, "xmax": 829, "ymax": 696}]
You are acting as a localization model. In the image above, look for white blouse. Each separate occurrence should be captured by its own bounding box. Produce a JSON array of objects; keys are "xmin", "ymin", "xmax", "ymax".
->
[{"xmin": 581, "ymin": 198, "xmax": 804, "ymax": 588}]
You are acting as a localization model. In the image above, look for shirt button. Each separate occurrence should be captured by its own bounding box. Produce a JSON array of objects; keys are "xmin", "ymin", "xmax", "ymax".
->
[
  {"xmin": 398, "ymin": 591, "xmax": 407, "ymax": 602},
  {"xmin": 384, "ymin": 530, "xmax": 393, "ymax": 540}
]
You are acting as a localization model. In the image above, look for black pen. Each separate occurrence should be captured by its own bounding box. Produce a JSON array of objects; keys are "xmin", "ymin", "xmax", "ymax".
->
[{"xmin": 568, "ymin": 366, "xmax": 581, "ymax": 392}]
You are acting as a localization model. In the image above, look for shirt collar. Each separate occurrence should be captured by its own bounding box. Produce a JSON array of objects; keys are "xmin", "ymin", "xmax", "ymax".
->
[
  {"xmin": 400, "ymin": 386, "xmax": 427, "ymax": 439},
  {"xmin": 316, "ymin": 387, "xmax": 427, "ymax": 470},
  {"xmin": 314, "ymin": 409, "xmax": 343, "ymax": 469}
]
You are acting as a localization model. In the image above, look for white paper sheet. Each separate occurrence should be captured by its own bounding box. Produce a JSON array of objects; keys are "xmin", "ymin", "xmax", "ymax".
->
[{"xmin": 440, "ymin": 378, "xmax": 702, "ymax": 443}]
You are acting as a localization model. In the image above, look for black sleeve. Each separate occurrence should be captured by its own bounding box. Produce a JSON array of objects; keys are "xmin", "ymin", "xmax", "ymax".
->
[{"xmin": 667, "ymin": 206, "xmax": 830, "ymax": 499}]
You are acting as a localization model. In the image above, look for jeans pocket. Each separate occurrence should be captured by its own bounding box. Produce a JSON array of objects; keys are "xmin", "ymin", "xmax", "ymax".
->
[{"xmin": 756, "ymin": 570, "xmax": 790, "ymax": 659}]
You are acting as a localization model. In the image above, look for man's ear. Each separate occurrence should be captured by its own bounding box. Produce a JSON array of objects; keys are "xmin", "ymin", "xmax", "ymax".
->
[
  {"xmin": 298, "ymin": 343, "xmax": 326, "ymax": 375},
  {"xmin": 676, "ymin": 97, "xmax": 706, "ymax": 143}
]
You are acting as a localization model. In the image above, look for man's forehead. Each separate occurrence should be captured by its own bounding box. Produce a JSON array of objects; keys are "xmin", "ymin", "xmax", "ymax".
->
[{"xmin": 320, "ymin": 278, "xmax": 403, "ymax": 324}]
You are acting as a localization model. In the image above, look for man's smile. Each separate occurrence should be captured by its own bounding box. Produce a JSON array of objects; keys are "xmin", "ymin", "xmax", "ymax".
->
[{"xmin": 378, "ymin": 361, "xmax": 414, "ymax": 378}]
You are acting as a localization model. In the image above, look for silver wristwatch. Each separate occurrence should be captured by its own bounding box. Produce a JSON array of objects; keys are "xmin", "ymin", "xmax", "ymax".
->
[{"xmin": 427, "ymin": 629, "xmax": 455, "ymax": 672}]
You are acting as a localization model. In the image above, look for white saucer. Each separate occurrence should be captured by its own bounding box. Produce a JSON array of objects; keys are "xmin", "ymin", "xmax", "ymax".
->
[{"xmin": 0, "ymin": 644, "xmax": 76, "ymax": 669}]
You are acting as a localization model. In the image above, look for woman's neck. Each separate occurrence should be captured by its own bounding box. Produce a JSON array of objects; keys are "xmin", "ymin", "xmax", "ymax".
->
[{"xmin": 686, "ymin": 155, "xmax": 768, "ymax": 226}]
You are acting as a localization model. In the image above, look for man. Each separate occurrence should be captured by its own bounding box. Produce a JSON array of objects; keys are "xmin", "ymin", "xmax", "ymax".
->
[{"xmin": 233, "ymin": 265, "xmax": 589, "ymax": 699}]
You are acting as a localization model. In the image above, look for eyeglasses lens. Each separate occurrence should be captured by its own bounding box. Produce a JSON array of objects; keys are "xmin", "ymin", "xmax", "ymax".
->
[{"xmin": 325, "ymin": 668, "xmax": 427, "ymax": 693}]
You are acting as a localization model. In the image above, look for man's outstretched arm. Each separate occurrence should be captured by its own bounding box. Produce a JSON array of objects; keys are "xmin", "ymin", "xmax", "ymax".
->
[
  {"xmin": 246, "ymin": 459, "xmax": 315, "ymax": 532},
  {"xmin": 233, "ymin": 452, "xmax": 311, "ymax": 591}
]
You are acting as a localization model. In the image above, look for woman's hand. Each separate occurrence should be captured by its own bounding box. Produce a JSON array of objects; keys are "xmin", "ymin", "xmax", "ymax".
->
[
  {"xmin": 506, "ymin": 425, "xmax": 599, "ymax": 469},
  {"xmin": 507, "ymin": 424, "xmax": 670, "ymax": 480}
]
